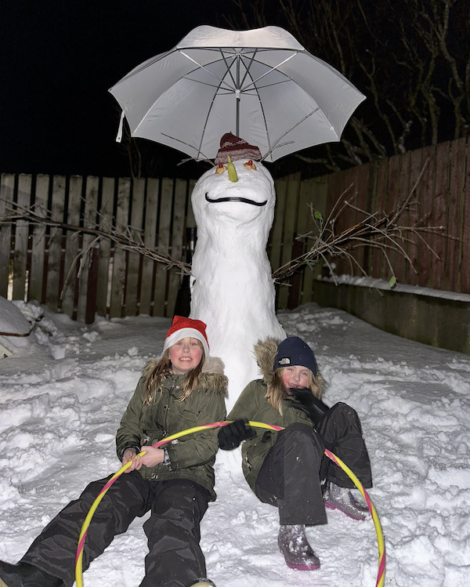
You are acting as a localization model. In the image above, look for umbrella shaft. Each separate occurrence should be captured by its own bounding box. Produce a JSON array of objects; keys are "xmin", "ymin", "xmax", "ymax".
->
[{"xmin": 236, "ymin": 56, "xmax": 240, "ymax": 136}]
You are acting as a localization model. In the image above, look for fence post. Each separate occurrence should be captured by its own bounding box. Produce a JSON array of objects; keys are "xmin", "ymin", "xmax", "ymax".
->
[
  {"xmin": 85, "ymin": 244, "xmax": 100, "ymax": 324},
  {"xmin": 46, "ymin": 175, "xmax": 66, "ymax": 312},
  {"xmin": 29, "ymin": 175, "xmax": 49, "ymax": 305},
  {"xmin": 12, "ymin": 175, "xmax": 31, "ymax": 302},
  {"xmin": 96, "ymin": 177, "xmax": 114, "ymax": 318},
  {"xmin": 0, "ymin": 174, "xmax": 15, "ymax": 298},
  {"xmin": 77, "ymin": 176, "xmax": 99, "ymax": 322},
  {"xmin": 61, "ymin": 175, "xmax": 83, "ymax": 317},
  {"xmin": 174, "ymin": 227, "xmax": 197, "ymax": 317}
]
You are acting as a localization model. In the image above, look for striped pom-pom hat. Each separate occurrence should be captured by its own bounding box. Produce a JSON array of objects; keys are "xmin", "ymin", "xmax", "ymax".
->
[{"xmin": 214, "ymin": 132, "xmax": 261, "ymax": 164}]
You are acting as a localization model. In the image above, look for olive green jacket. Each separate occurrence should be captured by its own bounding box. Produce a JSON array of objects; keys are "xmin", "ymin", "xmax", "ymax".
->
[
  {"xmin": 227, "ymin": 339, "xmax": 313, "ymax": 493},
  {"xmin": 116, "ymin": 357, "xmax": 227, "ymax": 500}
]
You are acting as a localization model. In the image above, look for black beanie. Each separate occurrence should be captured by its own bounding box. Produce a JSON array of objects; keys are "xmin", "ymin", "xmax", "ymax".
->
[{"xmin": 273, "ymin": 336, "xmax": 317, "ymax": 377}]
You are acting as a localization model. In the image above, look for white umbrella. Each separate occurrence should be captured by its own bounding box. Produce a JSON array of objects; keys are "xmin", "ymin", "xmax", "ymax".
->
[{"xmin": 109, "ymin": 25, "xmax": 365, "ymax": 163}]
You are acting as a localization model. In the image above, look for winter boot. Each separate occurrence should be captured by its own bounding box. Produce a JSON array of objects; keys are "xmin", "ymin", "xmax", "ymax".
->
[
  {"xmin": 0, "ymin": 561, "xmax": 63, "ymax": 587},
  {"xmin": 190, "ymin": 580, "xmax": 216, "ymax": 587},
  {"xmin": 277, "ymin": 524, "xmax": 320, "ymax": 571},
  {"xmin": 323, "ymin": 480, "xmax": 369, "ymax": 521}
]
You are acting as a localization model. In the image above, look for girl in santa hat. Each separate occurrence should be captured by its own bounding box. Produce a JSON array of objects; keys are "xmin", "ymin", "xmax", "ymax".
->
[
  {"xmin": 0, "ymin": 317, "xmax": 226, "ymax": 587},
  {"xmin": 218, "ymin": 336, "xmax": 372, "ymax": 572}
]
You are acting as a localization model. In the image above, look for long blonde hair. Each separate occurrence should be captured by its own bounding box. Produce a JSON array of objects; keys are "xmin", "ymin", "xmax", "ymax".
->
[
  {"xmin": 143, "ymin": 341, "xmax": 206, "ymax": 405},
  {"xmin": 265, "ymin": 367, "xmax": 323, "ymax": 415}
]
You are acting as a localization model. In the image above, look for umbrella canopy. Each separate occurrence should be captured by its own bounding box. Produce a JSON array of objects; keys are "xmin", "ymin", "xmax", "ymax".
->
[{"xmin": 109, "ymin": 25, "xmax": 365, "ymax": 163}]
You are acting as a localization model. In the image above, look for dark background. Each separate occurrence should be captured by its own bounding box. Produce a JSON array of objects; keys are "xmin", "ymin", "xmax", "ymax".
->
[{"xmin": 1, "ymin": 1, "xmax": 254, "ymax": 179}]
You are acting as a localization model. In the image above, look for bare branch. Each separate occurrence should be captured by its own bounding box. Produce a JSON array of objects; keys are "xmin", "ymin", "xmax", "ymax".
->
[
  {"xmin": 271, "ymin": 160, "xmax": 447, "ymax": 282},
  {"xmin": 1, "ymin": 201, "xmax": 192, "ymax": 278}
]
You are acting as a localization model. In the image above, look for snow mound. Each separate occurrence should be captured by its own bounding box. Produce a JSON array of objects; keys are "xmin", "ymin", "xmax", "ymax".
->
[{"xmin": 0, "ymin": 296, "xmax": 31, "ymax": 336}]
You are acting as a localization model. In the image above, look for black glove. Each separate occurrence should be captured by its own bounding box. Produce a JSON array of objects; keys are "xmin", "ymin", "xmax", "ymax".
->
[
  {"xmin": 290, "ymin": 388, "xmax": 330, "ymax": 427},
  {"xmin": 218, "ymin": 419, "xmax": 256, "ymax": 451}
]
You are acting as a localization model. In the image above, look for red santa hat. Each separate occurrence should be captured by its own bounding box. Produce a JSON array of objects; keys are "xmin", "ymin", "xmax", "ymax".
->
[
  {"xmin": 163, "ymin": 315, "xmax": 210, "ymax": 357},
  {"xmin": 214, "ymin": 132, "xmax": 261, "ymax": 164}
]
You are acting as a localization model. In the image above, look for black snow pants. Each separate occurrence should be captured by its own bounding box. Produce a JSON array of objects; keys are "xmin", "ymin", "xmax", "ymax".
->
[
  {"xmin": 254, "ymin": 402, "xmax": 372, "ymax": 526},
  {"xmin": 21, "ymin": 472, "xmax": 211, "ymax": 587}
]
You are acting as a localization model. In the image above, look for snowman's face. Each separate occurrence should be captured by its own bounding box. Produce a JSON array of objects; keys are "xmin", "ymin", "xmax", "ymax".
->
[{"xmin": 191, "ymin": 160, "xmax": 275, "ymax": 228}]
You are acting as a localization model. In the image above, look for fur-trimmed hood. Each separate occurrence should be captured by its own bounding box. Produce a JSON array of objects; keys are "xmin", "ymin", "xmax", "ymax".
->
[
  {"xmin": 144, "ymin": 355, "xmax": 228, "ymax": 396},
  {"xmin": 254, "ymin": 337, "xmax": 281, "ymax": 386},
  {"xmin": 196, "ymin": 356, "xmax": 228, "ymax": 396}
]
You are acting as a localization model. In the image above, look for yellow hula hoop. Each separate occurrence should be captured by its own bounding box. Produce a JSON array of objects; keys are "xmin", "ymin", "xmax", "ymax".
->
[{"xmin": 75, "ymin": 421, "xmax": 385, "ymax": 587}]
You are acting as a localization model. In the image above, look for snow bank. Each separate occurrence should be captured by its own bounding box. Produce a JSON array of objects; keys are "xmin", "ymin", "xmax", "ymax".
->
[
  {"xmin": 0, "ymin": 301, "xmax": 469, "ymax": 586},
  {"xmin": 318, "ymin": 274, "xmax": 470, "ymax": 303}
]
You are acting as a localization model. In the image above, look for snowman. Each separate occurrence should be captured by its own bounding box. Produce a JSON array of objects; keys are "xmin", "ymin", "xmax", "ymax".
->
[{"xmin": 190, "ymin": 133, "xmax": 286, "ymax": 409}]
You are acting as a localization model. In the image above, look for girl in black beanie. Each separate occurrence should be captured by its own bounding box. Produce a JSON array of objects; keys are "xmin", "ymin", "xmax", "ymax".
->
[{"xmin": 218, "ymin": 336, "xmax": 372, "ymax": 571}]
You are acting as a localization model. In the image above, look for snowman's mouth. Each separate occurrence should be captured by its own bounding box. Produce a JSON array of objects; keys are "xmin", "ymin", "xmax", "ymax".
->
[{"xmin": 205, "ymin": 193, "xmax": 267, "ymax": 206}]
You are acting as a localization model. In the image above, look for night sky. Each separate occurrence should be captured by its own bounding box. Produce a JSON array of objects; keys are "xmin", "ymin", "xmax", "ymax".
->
[{"xmin": 1, "ymin": 1, "xmax": 248, "ymax": 179}]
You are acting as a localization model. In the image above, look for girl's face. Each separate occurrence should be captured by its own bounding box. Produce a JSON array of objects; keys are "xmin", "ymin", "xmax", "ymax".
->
[
  {"xmin": 169, "ymin": 337, "xmax": 203, "ymax": 374},
  {"xmin": 282, "ymin": 365, "xmax": 310, "ymax": 391}
]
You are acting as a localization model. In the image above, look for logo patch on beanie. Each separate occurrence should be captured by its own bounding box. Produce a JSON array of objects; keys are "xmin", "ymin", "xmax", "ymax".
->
[{"xmin": 278, "ymin": 357, "xmax": 291, "ymax": 365}]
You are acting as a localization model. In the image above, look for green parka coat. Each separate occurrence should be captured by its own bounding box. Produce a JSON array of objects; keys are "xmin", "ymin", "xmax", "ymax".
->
[
  {"xmin": 227, "ymin": 339, "xmax": 315, "ymax": 493},
  {"xmin": 116, "ymin": 356, "xmax": 227, "ymax": 500}
]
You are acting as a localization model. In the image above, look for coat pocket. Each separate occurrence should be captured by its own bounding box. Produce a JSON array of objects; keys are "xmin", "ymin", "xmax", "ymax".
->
[{"xmin": 178, "ymin": 406, "xmax": 200, "ymax": 427}]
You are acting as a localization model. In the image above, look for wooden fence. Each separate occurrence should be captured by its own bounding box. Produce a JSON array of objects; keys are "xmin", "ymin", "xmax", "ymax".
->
[
  {"xmin": 323, "ymin": 136, "xmax": 470, "ymax": 293},
  {"xmin": 1, "ymin": 136, "xmax": 468, "ymax": 323},
  {"xmin": 0, "ymin": 172, "xmax": 327, "ymax": 322}
]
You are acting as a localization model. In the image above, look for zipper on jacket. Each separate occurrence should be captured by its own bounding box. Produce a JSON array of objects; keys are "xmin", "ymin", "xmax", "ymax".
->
[{"xmin": 162, "ymin": 378, "xmax": 177, "ymax": 437}]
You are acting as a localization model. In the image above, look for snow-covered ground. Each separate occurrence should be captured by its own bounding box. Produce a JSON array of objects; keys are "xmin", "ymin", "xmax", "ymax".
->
[{"xmin": 0, "ymin": 300, "xmax": 469, "ymax": 586}]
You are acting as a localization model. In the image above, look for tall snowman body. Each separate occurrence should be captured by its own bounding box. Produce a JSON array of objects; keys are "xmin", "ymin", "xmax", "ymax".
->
[{"xmin": 190, "ymin": 160, "xmax": 285, "ymax": 409}]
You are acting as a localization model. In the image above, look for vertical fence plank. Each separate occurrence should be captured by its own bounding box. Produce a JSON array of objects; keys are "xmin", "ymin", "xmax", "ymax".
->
[
  {"xmin": 295, "ymin": 178, "xmax": 315, "ymax": 307},
  {"xmin": 0, "ymin": 174, "xmax": 15, "ymax": 298},
  {"xmin": 404, "ymin": 149, "xmax": 424, "ymax": 286},
  {"xmin": 85, "ymin": 245, "xmax": 100, "ymax": 325},
  {"xmin": 12, "ymin": 174, "xmax": 31, "ymax": 301},
  {"xmin": 96, "ymin": 177, "xmax": 114, "ymax": 318},
  {"xmin": 383, "ymin": 155, "xmax": 400, "ymax": 282},
  {"xmin": 444, "ymin": 137, "xmax": 466, "ymax": 292},
  {"xmin": 298, "ymin": 177, "xmax": 328, "ymax": 305},
  {"xmin": 140, "ymin": 178, "xmax": 159, "ymax": 315},
  {"xmin": 46, "ymin": 176, "xmax": 66, "ymax": 312},
  {"xmin": 353, "ymin": 164, "xmax": 370, "ymax": 276},
  {"xmin": 432, "ymin": 142, "xmax": 451, "ymax": 290},
  {"xmin": 61, "ymin": 175, "xmax": 82, "ymax": 317},
  {"xmin": 336, "ymin": 168, "xmax": 353, "ymax": 275},
  {"xmin": 186, "ymin": 179, "xmax": 197, "ymax": 229},
  {"xmin": 371, "ymin": 158, "xmax": 389, "ymax": 278},
  {"xmin": 109, "ymin": 178, "xmax": 131, "ymax": 319},
  {"xmin": 456, "ymin": 137, "xmax": 469, "ymax": 293},
  {"xmin": 77, "ymin": 176, "xmax": 99, "ymax": 322},
  {"xmin": 393, "ymin": 152, "xmax": 411, "ymax": 284},
  {"xmin": 323, "ymin": 172, "xmax": 339, "ymax": 278},
  {"xmin": 334, "ymin": 168, "xmax": 350, "ymax": 276},
  {"xmin": 153, "ymin": 178, "xmax": 173, "ymax": 317},
  {"xmin": 269, "ymin": 178, "xmax": 288, "ymax": 272},
  {"xmin": 167, "ymin": 178, "xmax": 187, "ymax": 317},
  {"xmin": 461, "ymin": 139, "xmax": 470, "ymax": 294},
  {"xmin": 278, "ymin": 173, "xmax": 301, "ymax": 309},
  {"xmin": 417, "ymin": 146, "xmax": 436, "ymax": 288},
  {"xmin": 362, "ymin": 161, "xmax": 378, "ymax": 275},
  {"xmin": 29, "ymin": 175, "xmax": 49, "ymax": 304},
  {"xmin": 342, "ymin": 166, "xmax": 359, "ymax": 275},
  {"xmin": 125, "ymin": 178, "xmax": 145, "ymax": 317}
]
